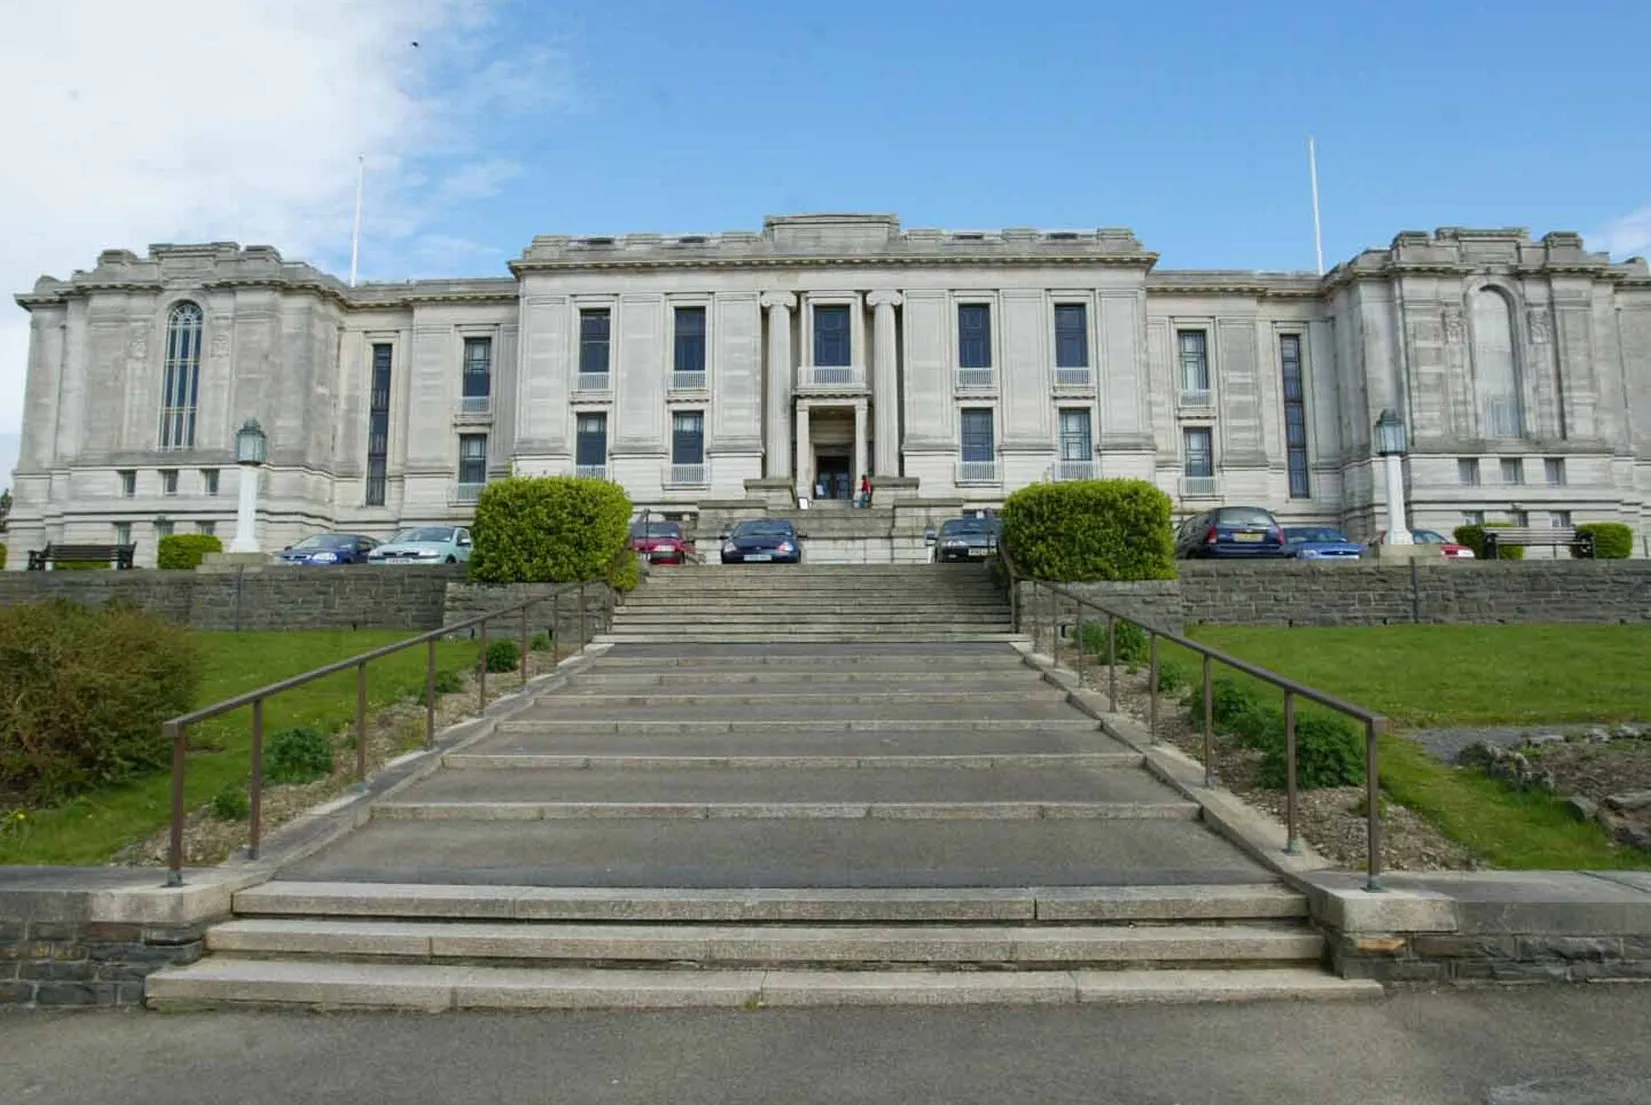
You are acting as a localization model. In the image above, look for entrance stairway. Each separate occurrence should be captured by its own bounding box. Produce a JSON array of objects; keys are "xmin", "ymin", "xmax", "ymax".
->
[{"xmin": 147, "ymin": 569, "xmax": 1376, "ymax": 1010}]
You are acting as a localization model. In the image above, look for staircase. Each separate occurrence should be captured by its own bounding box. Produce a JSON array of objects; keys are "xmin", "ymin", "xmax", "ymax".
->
[{"xmin": 147, "ymin": 569, "xmax": 1376, "ymax": 1010}]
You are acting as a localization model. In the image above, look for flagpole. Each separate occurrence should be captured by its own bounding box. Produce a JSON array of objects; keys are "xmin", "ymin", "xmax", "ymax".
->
[
  {"xmin": 1309, "ymin": 136, "xmax": 1325, "ymax": 276},
  {"xmin": 349, "ymin": 154, "xmax": 365, "ymax": 287}
]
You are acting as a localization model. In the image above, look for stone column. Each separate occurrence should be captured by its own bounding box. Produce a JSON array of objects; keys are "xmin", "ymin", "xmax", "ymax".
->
[
  {"xmin": 794, "ymin": 402, "xmax": 811, "ymax": 500},
  {"xmin": 760, "ymin": 292, "xmax": 797, "ymax": 480},
  {"xmin": 868, "ymin": 290, "xmax": 902, "ymax": 476},
  {"xmin": 853, "ymin": 399, "xmax": 869, "ymax": 493}
]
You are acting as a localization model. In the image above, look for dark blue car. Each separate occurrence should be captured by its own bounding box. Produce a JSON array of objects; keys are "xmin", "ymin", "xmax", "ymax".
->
[
  {"xmin": 719, "ymin": 519, "xmax": 803, "ymax": 564},
  {"xmin": 1284, "ymin": 526, "xmax": 1363, "ymax": 560},
  {"xmin": 278, "ymin": 532, "xmax": 379, "ymax": 566},
  {"xmin": 1174, "ymin": 506, "xmax": 1288, "ymax": 559}
]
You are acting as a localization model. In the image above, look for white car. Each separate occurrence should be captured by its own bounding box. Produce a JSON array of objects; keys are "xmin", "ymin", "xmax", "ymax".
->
[{"xmin": 367, "ymin": 526, "xmax": 474, "ymax": 565}]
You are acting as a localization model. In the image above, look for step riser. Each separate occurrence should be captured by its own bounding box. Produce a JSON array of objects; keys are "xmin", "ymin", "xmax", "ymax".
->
[
  {"xmin": 369, "ymin": 802, "xmax": 1201, "ymax": 822},
  {"xmin": 441, "ymin": 754, "xmax": 1145, "ymax": 771},
  {"xmin": 497, "ymin": 720, "xmax": 1101, "ymax": 734},
  {"xmin": 567, "ymin": 672, "xmax": 1040, "ymax": 687},
  {"xmin": 547, "ymin": 691, "xmax": 1052, "ymax": 707},
  {"xmin": 584, "ymin": 656, "xmax": 1031, "ymax": 669},
  {"xmin": 595, "ymin": 635, "xmax": 1020, "ymax": 644}
]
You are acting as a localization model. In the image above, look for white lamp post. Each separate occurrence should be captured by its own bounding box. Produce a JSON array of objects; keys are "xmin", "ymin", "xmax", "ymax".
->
[
  {"xmin": 1375, "ymin": 408, "xmax": 1413, "ymax": 545},
  {"xmin": 228, "ymin": 419, "xmax": 267, "ymax": 554}
]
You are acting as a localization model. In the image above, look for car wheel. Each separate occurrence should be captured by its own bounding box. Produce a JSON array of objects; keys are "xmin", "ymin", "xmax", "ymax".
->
[{"xmin": 445, "ymin": 555, "xmax": 457, "ymax": 564}]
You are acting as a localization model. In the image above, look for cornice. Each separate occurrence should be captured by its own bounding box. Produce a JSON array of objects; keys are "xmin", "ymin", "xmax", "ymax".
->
[{"xmin": 510, "ymin": 252, "xmax": 1159, "ymax": 276}]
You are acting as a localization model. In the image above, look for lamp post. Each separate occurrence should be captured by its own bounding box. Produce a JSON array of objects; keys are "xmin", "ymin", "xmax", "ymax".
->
[
  {"xmin": 1375, "ymin": 408, "xmax": 1412, "ymax": 545},
  {"xmin": 228, "ymin": 419, "xmax": 267, "ymax": 554}
]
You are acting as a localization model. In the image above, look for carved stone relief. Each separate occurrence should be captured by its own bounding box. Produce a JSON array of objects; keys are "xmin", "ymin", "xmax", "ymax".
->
[
  {"xmin": 1442, "ymin": 307, "xmax": 1465, "ymax": 344},
  {"xmin": 1527, "ymin": 308, "xmax": 1551, "ymax": 344}
]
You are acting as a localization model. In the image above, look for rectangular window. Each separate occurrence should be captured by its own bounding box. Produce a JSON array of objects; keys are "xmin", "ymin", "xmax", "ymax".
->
[
  {"xmin": 575, "ymin": 413, "xmax": 607, "ymax": 468},
  {"xmin": 118, "ymin": 469, "xmax": 136, "ymax": 498},
  {"xmin": 160, "ymin": 469, "xmax": 178, "ymax": 496},
  {"xmin": 458, "ymin": 434, "xmax": 488, "ymax": 486},
  {"xmin": 1279, "ymin": 334, "xmax": 1310, "ymax": 498},
  {"xmin": 1178, "ymin": 330, "xmax": 1210, "ymax": 392},
  {"xmin": 1058, "ymin": 409, "xmax": 1092, "ymax": 461},
  {"xmin": 1054, "ymin": 304, "xmax": 1089, "ymax": 369},
  {"xmin": 366, "ymin": 342, "xmax": 392, "ymax": 506},
  {"xmin": 1544, "ymin": 458, "xmax": 1566, "ymax": 486},
  {"xmin": 201, "ymin": 468, "xmax": 219, "ymax": 496},
  {"xmin": 154, "ymin": 518, "xmax": 174, "ymax": 539},
  {"xmin": 959, "ymin": 408, "xmax": 995, "ymax": 463},
  {"xmin": 672, "ymin": 410, "xmax": 705, "ymax": 466},
  {"xmin": 1462, "ymin": 510, "xmax": 1485, "ymax": 526},
  {"xmin": 673, "ymin": 307, "xmax": 706, "ymax": 374},
  {"xmin": 579, "ymin": 309, "xmax": 611, "ymax": 374},
  {"xmin": 114, "ymin": 522, "xmax": 132, "ymax": 546},
  {"xmin": 1183, "ymin": 427, "xmax": 1214, "ymax": 478},
  {"xmin": 1500, "ymin": 457, "xmax": 1524, "ymax": 485},
  {"xmin": 197, "ymin": 520, "xmax": 216, "ymax": 536},
  {"xmin": 1550, "ymin": 510, "xmax": 1572, "ymax": 528},
  {"xmin": 1458, "ymin": 458, "xmax": 1480, "ymax": 486},
  {"xmin": 813, "ymin": 305, "xmax": 851, "ymax": 367},
  {"xmin": 462, "ymin": 337, "xmax": 492, "ymax": 400},
  {"xmin": 957, "ymin": 304, "xmax": 992, "ymax": 370},
  {"xmin": 1510, "ymin": 510, "xmax": 1529, "ymax": 527}
]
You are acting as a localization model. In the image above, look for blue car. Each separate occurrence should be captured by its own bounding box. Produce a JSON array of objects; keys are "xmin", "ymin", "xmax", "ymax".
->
[
  {"xmin": 720, "ymin": 519, "xmax": 803, "ymax": 564},
  {"xmin": 1284, "ymin": 526, "xmax": 1363, "ymax": 560},
  {"xmin": 1174, "ymin": 506, "xmax": 1288, "ymax": 559},
  {"xmin": 278, "ymin": 532, "xmax": 380, "ymax": 566}
]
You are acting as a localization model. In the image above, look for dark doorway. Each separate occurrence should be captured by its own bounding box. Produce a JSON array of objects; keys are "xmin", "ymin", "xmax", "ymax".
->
[{"xmin": 814, "ymin": 454, "xmax": 852, "ymax": 500}]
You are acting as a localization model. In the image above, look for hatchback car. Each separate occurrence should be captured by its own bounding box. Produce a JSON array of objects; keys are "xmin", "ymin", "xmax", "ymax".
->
[
  {"xmin": 719, "ymin": 519, "xmax": 802, "ymax": 564},
  {"xmin": 278, "ymin": 532, "xmax": 379, "ymax": 566},
  {"xmin": 630, "ymin": 520, "xmax": 694, "ymax": 565},
  {"xmin": 1372, "ymin": 529, "xmax": 1477, "ymax": 559},
  {"xmin": 1283, "ymin": 526, "xmax": 1363, "ymax": 560},
  {"xmin": 367, "ymin": 526, "xmax": 474, "ymax": 565},
  {"xmin": 1174, "ymin": 506, "xmax": 1288, "ymax": 559},
  {"xmin": 929, "ymin": 516, "xmax": 1002, "ymax": 562}
]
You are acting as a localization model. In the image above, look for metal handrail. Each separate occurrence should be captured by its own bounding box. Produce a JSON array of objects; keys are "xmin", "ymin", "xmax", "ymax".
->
[
  {"xmin": 163, "ymin": 578, "xmax": 608, "ymax": 886},
  {"xmin": 997, "ymin": 552, "xmax": 1390, "ymax": 891}
]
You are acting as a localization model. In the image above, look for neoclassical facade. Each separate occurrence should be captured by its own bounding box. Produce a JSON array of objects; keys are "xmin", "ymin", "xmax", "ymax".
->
[{"xmin": 6, "ymin": 213, "xmax": 1651, "ymax": 565}]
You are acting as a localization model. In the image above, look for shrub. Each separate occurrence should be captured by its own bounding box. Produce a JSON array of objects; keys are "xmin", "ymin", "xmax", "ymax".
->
[
  {"xmin": 529, "ymin": 632, "xmax": 552, "ymax": 653},
  {"xmin": 433, "ymin": 669, "xmax": 464, "ymax": 695},
  {"xmin": 0, "ymin": 600, "xmax": 200, "ymax": 803},
  {"xmin": 1452, "ymin": 523, "xmax": 1524, "ymax": 560},
  {"xmin": 264, "ymin": 726, "xmax": 333, "ymax": 785},
  {"xmin": 0, "ymin": 543, "xmax": 7, "ymax": 571},
  {"xmin": 607, "ymin": 548, "xmax": 642, "ymax": 593},
  {"xmin": 211, "ymin": 783, "xmax": 250, "ymax": 821},
  {"xmin": 482, "ymin": 639, "xmax": 520, "ymax": 674},
  {"xmin": 1000, "ymin": 480, "xmax": 1176, "ymax": 582},
  {"xmin": 469, "ymin": 477, "xmax": 632, "ymax": 584},
  {"xmin": 1575, "ymin": 522, "xmax": 1633, "ymax": 560},
  {"xmin": 156, "ymin": 533, "xmax": 223, "ymax": 570},
  {"xmin": 1258, "ymin": 714, "xmax": 1366, "ymax": 790},
  {"xmin": 1155, "ymin": 661, "xmax": 1190, "ymax": 694},
  {"xmin": 1076, "ymin": 619, "xmax": 1149, "ymax": 666}
]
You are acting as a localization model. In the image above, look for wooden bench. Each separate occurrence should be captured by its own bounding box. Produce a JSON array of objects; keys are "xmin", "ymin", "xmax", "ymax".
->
[
  {"xmin": 26, "ymin": 543, "xmax": 138, "ymax": 570},
  {"xmin": 1482, "ymin": 527, "xmax": 1594, "ymax": 560}
]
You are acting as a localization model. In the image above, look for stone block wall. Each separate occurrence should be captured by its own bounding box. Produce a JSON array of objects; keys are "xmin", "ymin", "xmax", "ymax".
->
[{"xmin": 442, "ymin": 581, "xmax": 612, "ymax": 644}]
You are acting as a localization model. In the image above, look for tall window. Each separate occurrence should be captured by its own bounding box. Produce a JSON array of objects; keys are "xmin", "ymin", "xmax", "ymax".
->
[
  {"xmin": 672, "ymin": 411, "xmax": 705, "ymax": 465},
  {"xmin": 1059, "ymin": 409, "xmax": 1092, "ymax": 461},
  {"xmin": 1458, "ymin": 458, "xmax": 1480, "ymax": 486},
  {"xmin": 1183, "ymin": 427, "xmax": 1214, "ymax": 477},
  {"xmin": 1544, "ymin": 458, "xmax": 1566, "ymax": 486},
  {"xmin": 1178, "ymin": 330, "xmax": 1209, "ymax": 392},
  {"xmin": 118, "ymin": 469, "xmax": 136, "ymax": 498},
  {"xmin": 1279, "ymin": 335, "xmax": 1309, "ymax": 498},
  {"xmin": 575, "ymin": 413, "xmax": 607, "ymax": 468},
  {"xmin": 458, "ymin": 434, "xmax": 488, "ymax": 486},
  {"xmin": 958, "ymin": 304, "xmax": 992, "ymax": 369},
  {"xmin": 1500, "ymin": 457, "xmax": 1524, "ymax": 485},
  {"xmin": 674, "ymin": 307, "xmax": 706, "ymax": 374},
  {"xmin": 1054, "ymin": 305, "xmax": 1088, "ymax": 369},
  {"xmin": 159, "ymin": 302, "xmax": 203, "ymax": 449},
  {"xmin": 1472, "ymin": 289, "xmax": 1521, "ymax": 438},
  {"xmin": 160, "ymin": 469, "xmax": 178, "ymax": 496},
  {"xmin": 579, "ymin": 309, "xmax": 611, "ymax": 374},
  {"xmin": 201, "ymin": 468, "xmax": 220, "ymax": 496},
  {"xmin": 960, "ymin": 408, "xmax": 995, "ymax": 463},
  {"xmin": 366, "ymin": 343, "xmax": 392, "ymax": 506},
  {"xmin": 813, "ymin": 305, "xmax": 851, "ymax": 367},
  {"xmin": 462, "ymin": 337, "xmax": 492, "ymax": 408}
]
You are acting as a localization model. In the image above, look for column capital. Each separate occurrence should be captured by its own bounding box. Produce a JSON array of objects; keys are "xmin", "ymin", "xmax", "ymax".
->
[
  {"xmin": 760, "ymin": 292, "xmax": 797, "ymax": 311},
  {"xmin": 867, "ymin": 290, "xmax": 904, "ymax": 308}
]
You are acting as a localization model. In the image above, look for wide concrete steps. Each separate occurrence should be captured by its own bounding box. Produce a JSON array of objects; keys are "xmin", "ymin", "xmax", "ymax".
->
[
  {"xmin": 452, "ymin": 727, "xmax": 1133, "ymax": 761},
  {"xmin": 566, "ymin": 668, "xmax": 1047, "ymax": 688},
  {"xmin": 597, "ymin": 632, "xmax": 1021, "ymax": 645}
]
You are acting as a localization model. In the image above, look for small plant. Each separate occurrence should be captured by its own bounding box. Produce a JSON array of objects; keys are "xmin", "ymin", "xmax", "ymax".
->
[
  {"xmin": 482, "ymin": 639, "xmax": 520, "ymax": 674},
  {"xmin": 529, "ymin": 631, "xmax": 552, "ymax": 653},
  {"xmin": 1258, "ymin": 714, "xmax": 1366, "ymax": 790},
  {"xmin": 1077, "ymin": 620, "xmax": 1149, "ymax": 666},
  {"xmin": 211, "ymin": 783, "xmax": 250, "ymax": 821},
  {"xmin": 1155, "ymin": 661, "xmax": 1189, "ymax": 694},
  {"xmin": 433, "ymin": 669, "xmax": 464, "ymax": 695},
  {"xmin": 264, "ymin": 726, "xmax": 333, "ymax": 785}
]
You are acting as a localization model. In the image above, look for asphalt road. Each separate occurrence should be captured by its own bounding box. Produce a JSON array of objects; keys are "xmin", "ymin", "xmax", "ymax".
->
[{"xmin": 3, "ymin": 987, "xmax": 1650, "ymax": 1104}]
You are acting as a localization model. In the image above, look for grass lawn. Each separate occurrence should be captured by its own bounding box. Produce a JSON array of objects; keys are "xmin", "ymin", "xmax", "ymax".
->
[
  {"xmin": 1178, "ymin": 624, "xmax": 1651, "ymax": 870},
  {"xmin": 0, "ymin": 630, "xmax": 480, "ymax": 866}
]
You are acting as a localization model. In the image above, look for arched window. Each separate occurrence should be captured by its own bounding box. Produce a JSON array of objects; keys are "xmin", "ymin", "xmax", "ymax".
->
[
  {"xmin": 1471, "ymin": 288, "xmax": 1521, "ymax": 439},
  {"xmin": 159, "ymin": 302, "xmax": 203, "ymax": 449}
]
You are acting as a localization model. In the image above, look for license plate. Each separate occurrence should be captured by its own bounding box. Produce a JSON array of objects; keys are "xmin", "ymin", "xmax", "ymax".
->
[
  {"xmin": 1233, "ymin": 532, "xmax": 1263, "ymax": 543},
  {"xmin": 745, "ymin": 553, "xmax": 772, "ymax": 562},
  {"xmin": 967, "ymin": 548, "xmax": 987, "ymax": 557}
]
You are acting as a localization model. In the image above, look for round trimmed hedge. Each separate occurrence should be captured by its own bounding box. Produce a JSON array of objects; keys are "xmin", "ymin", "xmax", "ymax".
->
[
  {"xmin": 1000, "ymin": 479, "xmax": 1176, "ymax": 582},
  {"xmin": 469, "ymin": 476, "xmax": 635, "ymax": 587},
  {"xmin": 157, "ymin": 533, "xmax": 223, "ymax": 570},
  {"xmin": 1575, "ymin": 522, "xmax": 1633, "ymax": 560}
]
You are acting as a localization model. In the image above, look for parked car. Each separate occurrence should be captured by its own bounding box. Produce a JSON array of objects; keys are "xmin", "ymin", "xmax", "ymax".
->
[
  {"xmin": 1372, "ymin": 530, "xmax": 1477, "ymax": 559},
  {"xmin": 367, "ymin": 525, "xmax": 474, "ymax": 565},
  {"xmin": 1174, "ymin": 506, "xmax": 1288, "ymax": 559},
  {"xmin": 1283, "ymin": 526, "xmax": 1363, "ymax": 560},
  {"xmin": 630, "ymin": 519, "xmax": 694, "ymax": 565},
  {"xmin": 277, "ymin": 532, "xmax": 379, "ymax": 566},
  {"xmin": 719, "ymin": 519, "xmax": 803, "ymax": 564},
  {"xmin": 928, "ymin": 516, "xmax": 1002, "ymax": 562}
]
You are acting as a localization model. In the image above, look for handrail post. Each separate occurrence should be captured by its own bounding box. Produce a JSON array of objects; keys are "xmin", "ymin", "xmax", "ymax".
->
[
  {"xmin": 551, "ymin": 589, "xmax": 563, "ymax": 665},
  {"xmin": 1008, "ymin": 564, "xmax": 1020, "ymax": 632},
  {"xmin": 425, "ymin": 638, "xmax": 437, "ymax": 749},
  {"xmin": 355, "ymin": 662, "xmax": 368, "ymax": 783},
  {"xmin": 1074, "ymin": 604, "xmax": 1087, "ymax": 688},
  {"xmin": 1201, "ymin": 655, "xmax": 1215, "ymax": 788},
  {"xmin": 1106, "ymin": 613, "xmax": 1117, "ymax": 712},
  {"xmin": 165, "ymin": 721, "xmax": 186, "ymax": 886},
  {"xmin": 1283, "ymin": 690, "xmax": 1299, "ymax": 855},
  {"xmin": 478, "ymin": 617, "xmax": 489, "ymax": 711},
  {"xmin": 519, "ymin": 601, "xmax": 530, "ymax": 685},
  {"xmin": 1366, "ymin": 718, "xmax": 1384, "ymax": 891},
  {"xmin": 248, "ymin": 697, "xmax": 264, "ymax": 860},
  {"xmin": 577, "ymin": 583, "xmax": 587, "ymax": 652},
  {"xmin": 1147, "ymin": 633, "xmax": 1159, "ymax": 744}
]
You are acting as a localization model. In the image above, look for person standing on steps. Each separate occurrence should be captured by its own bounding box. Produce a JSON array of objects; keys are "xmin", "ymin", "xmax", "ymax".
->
[{"xmin": 857, "ymin": 473, "xmax": 871, "ymax": 508}]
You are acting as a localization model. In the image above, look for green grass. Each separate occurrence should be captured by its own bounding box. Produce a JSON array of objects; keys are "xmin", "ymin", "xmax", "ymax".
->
[{"xmin": 0, "ymin": 630, "xmax": 479, "ymax": 866}]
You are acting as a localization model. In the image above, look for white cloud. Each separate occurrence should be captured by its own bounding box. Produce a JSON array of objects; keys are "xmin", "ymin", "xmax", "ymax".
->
[
  {"xmin": 0, "ymin": 0, "xmax": 574, "ymax": 435},
  {"xmin": 1590, "ymin": 205, "xmax": 1651, "ymax": 260}
]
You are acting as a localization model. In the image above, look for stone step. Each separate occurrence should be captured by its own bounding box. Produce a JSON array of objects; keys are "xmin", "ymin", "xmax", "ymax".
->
[
  {"xmin": 371, "ymin": 801, "xmax": 1201, "ymax": 822},
  {"xmin": 595, "ymin": 633, "xmax": 1022, "ymax": 645},
  {"xmin": 616, "ymin": 602, "xmax": 1011, "ymax": 614},
  {"xmin": 566, "ymin": 669, "xmax": 1044, "ymax": 688},
  {"xmin": 584, "ymin": 650, "xmax": 1030, "ymax": 670},
  {"xmin": 540, "ymin": 688, "xmax": 1058, "ymax": 708},
  {"xmin": 609, "ymin": 618, "xmax": 1015, "ymax": 631},
  {"xmin": 234, "ymin": 882, "xmax": 1310, "ymax": 923},
  {"xmin": 202, "ymin": 918, "xmax": 1323, "ymax": 967},
  {"xmin": 506, "ymin": 700, "xmax": 1087, "ymax": 724},
  {"xmin": 442, "ymin": 752, "xmax": 1146, "ymax": 771},
  {"xmin": 495, "ymin": 716, "xmax": 1104, "ymax": 734},
  {"xmin": 456, "ymin": 726, "xmax": 1129, "ymax": 760},
  {"xmin": 146, "ymin": 960, "xmax": 1379, "ymax": 1011}
]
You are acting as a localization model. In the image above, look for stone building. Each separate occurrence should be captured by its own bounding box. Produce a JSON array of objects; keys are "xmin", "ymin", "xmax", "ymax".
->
[{"xmin": 6, "ymin": 213, "xmax": 1650, "ymax": 565}]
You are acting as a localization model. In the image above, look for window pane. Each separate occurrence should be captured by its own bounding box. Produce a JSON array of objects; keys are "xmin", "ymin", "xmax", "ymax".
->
[
  {"xmin": 367, "ymin": 343, "xmax": 393, "ymax": 505},
  {"xmin": 958, "ymin": 304, "xmax": 992, "ymax": 369},
  {"xmin": 580, "ymin": 309, "xmax": 611, "ymax": 374},
  {"xmin": 672, "ymin": 410, "xmax": 704, "ymax": 465},
  {"xmin": 458, "ymin": 434, "xmax": 488, "ymax": 484},
  {"xmin": 462, "ymin": 338, "xmax": 491, "ymax": 398},
  {"xmin": 674, "ymin": 307, "xmax": 706, "ymax": 374},
  {"xmin": 1178, "ymin": 330, "xmax": 1209, "ymax": 391},
  {"xmin": 576, "ymin": 414, "xmax": 607, "ymax": 467},
  {"xmin": 813, "ymin": 305, "xmax": 851, "ymax": 367},
  {"xmin": 1059, "ymin": 409, "xmax": 1092, "ymax": 460},
  {"xmin": 1458, "ymin": 458, "xmax": 1479, "ymax": 486},
  {"xmin": 1278, "ymin": 333, "xmax": 1308, "ymax": 498},
  {"xmin": 160, "ymin": 302, "xmax": 203, "ymax": 449},
  {"xmin": 960, "ymin": 409, "xmax": 994, "ymax": 462},
  {"xmin": 1054, "ymin": 305, "xmax": 1088, "ymax": 369},
  {"xmin": 1183, "ymin": 427, "xmax": 1213, "ymax": 477}
]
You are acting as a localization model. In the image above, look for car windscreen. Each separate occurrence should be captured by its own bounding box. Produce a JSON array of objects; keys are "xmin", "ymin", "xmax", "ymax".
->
[
  {"xmin": 940, "ymin": 520, "xmax": 989, "ymax": 537},
  {"xmin": 1285, "ymin": 528, "xmax": 1346, "ymax": 544},
  {"xmin": 1412, "ymin": 531, "xmax": 1446, "ymax": 544},
  {"xmin": 630, "ymin": 522, "xmax": 683, "ymax": 539},
  {"xmin": 1215, "ymin": 508, "xmax": 1275, "ymax": 528},
  {"xmin": 291, "ymin": 534, "xmax": 356, "ymax": 550},
  {"xmin": 732, "ymin": 522, "xmax": 792, "ymax": 538},
  {"xmin": 389, "ymin": 528, "xmax": 454, "ymax": 543}
]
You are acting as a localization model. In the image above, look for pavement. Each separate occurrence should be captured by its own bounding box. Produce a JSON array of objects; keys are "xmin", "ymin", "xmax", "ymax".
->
[{"xmin": 5, "ymin": 987, "xmax": 1651, "ymax": 1105}]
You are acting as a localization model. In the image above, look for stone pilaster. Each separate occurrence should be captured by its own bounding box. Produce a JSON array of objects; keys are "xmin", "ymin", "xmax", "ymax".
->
[
  {"xmin": 853, "ymin": 399, "xmax": 869, "ymax": 490},
  {"xmin": 794, "ymin": 401, "xmax": 811, "ymax": 499},
  {"xmin": 868, "ymin": 290, "xmax": 902, "ymax": 476},
  {"xmin": 761, "ymin": 292, "xmax": 796, "ymax": 480}
]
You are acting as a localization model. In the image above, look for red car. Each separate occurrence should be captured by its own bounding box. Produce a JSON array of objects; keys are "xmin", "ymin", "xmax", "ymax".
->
[
  {"xmin": 1372, "ymin": 529, "xmax": 1477, "ymax": 559},
  {"xmin": 629, "ymin": 520, "xmax": 694, "ymax": 565}
]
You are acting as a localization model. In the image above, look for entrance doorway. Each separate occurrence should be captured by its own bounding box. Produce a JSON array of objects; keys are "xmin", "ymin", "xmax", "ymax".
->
[{"xmin": 813, "ymin": 453, "xmax": 852, "ymax": 500}]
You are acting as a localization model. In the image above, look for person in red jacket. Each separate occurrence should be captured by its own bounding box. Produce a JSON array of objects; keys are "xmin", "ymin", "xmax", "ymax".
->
[{"xmin": 857, "ymin": 474, "xmax": 872, "ymax": 508}]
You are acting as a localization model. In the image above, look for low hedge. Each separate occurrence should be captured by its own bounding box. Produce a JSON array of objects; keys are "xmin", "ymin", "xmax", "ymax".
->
[
  {"xmin": 157, "ymin": 533, "xmax": 223, "ymax": 570},
  {"xmin": 1000, "ymin": 479, "xmax": 1176, "ymax": 582},
  {"xmin": 1193, "ymin": 675, "xmax": 1365, "ymax": 789},
  {"xmin": 0, "ymin": 542, "xmax": 7, "ymax": 570},
  {"xmin": 1575, "ymin": 522, "xmax": 1633, "ymax": 560},
  {"xmin": 470, "ymin": 477, "xmax": 633, "ymax": 585},
  {"xmin": 1452, "ymin": 522, "xmax": 1524, "ymax": 560}
]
